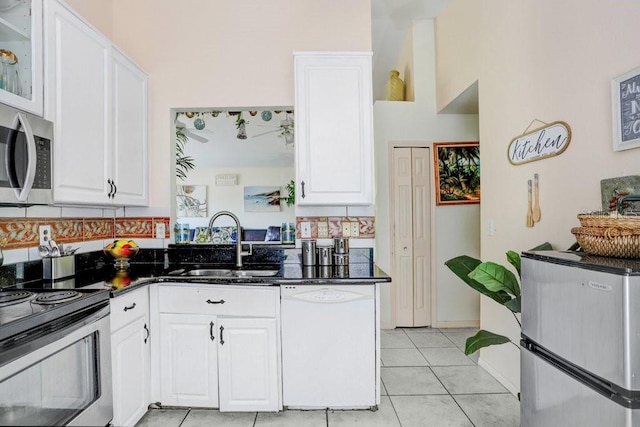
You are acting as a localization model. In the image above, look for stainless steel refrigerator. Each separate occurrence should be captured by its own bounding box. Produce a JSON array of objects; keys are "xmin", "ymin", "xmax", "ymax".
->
[{"xmin": 521, "ymin": 251, "xmax": 640, "ymax": 427}]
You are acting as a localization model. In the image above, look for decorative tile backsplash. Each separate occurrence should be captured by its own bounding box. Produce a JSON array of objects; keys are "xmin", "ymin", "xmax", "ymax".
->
[
  {"xmin": 0, "ymin": 215, "xmax": 373, "ymax": 250},
  {"xmin": 296, "ymin": 216, "xmax": 375, "ymax": 239},
  {"xmin": 0, "ymin": 217, "xmax": 170, "ymax": 249}
]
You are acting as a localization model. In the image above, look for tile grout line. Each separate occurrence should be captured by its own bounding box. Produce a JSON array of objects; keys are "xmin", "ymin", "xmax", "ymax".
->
[
  {"xmin": 415, "ymin": 330, "xmax": 478, "ymax": 427},
  {"xmin": 387, "ymin": 328, "xmax": 408, "ymax": 426},
  {"xmin": 384, "ymin": 383, "xmax": 406, "ymax": 427},
  {"xmin": 177, "ymin": 408, "xmax": 191, "ymax": 427}
]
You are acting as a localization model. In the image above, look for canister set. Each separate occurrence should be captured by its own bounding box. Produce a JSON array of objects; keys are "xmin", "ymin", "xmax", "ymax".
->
[{"xmin": 301, "ymin": 238, "xmax": 349, "ymax": 277}]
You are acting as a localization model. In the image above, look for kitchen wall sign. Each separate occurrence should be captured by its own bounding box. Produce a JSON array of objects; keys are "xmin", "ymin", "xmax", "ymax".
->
[
  {"xmin": 507, "ymin": 120, "xmax": 571, "ymax": 165},
  {"xmin": 612, "ymin": 66, "xmax": 640, "ymax": 151}
]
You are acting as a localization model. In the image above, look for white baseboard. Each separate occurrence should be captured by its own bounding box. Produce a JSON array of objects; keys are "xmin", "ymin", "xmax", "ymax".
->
[
  {"xmin": 434, "ymin": 320, "xmax": 480, "ymax": 328},
  {"xmin": 380, "ymin": 321, "xmax": 394, "ymax": 330},
  {"xmin": 478, "ymin": 357, "xmax": 520, "ymax": 397}
]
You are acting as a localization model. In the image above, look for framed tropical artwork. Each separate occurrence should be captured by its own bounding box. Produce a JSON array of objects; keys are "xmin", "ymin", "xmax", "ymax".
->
[{"xmin": 433, "ymin": 142, "xmax": 480, "ymax": 206}]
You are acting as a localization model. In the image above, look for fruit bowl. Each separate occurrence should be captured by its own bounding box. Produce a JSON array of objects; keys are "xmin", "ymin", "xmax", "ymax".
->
[{"xmin": 104, "ymin": 239, "xmax": 139, "ymax": 269}]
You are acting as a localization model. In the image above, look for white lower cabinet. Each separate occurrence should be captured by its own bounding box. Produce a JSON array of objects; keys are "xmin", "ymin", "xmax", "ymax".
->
[
  {"xmin": 110, "ymin": 287, "xmax": 150, "ymax": 427},
  {"xmin": 156, "ymin": 284, "xmax": 281, "ymax": 411},
  {"xmin": 218, "ymin": 317, "xmax": 279, "ymax": 412},
  {"xmin": 159, "ymin": 313, "xmax": 219, "ymax": 407}
]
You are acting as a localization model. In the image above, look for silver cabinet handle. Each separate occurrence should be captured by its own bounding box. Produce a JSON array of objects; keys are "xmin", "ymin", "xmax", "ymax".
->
[{"xmin": 206, "ymin": 299, "xmax": 225, "ymax": 305}]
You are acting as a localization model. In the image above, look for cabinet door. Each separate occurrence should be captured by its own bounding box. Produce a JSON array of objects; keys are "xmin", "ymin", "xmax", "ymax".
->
[
  {"xmin": 160, "ymin": 313, "xmax": 219, "ymax": 408},
  {"xmin": 0, "ymin": 0, "xmax": 43, "ymax": 115},
  {"xmin": 45, "ymin": 0, "xmax": 111, "ymax": 204},
  {"xmin": 294, "ymin": 52, "xmax": 373, "ymax": 205},
  {"xmin": 111, "ymin": 48, "xmax": 148, "ymax": 206},
  {"xmin": 111, "ymin": 316, "xmax": 150, "ymax": 427},
  {"xmin": 218, "ymin": 317, "xmax": 279, "ymax": 412}
]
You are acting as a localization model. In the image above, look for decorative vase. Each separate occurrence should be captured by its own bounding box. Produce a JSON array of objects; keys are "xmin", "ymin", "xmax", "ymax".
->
[{"xmin": 386, "ymin": 70, "xmax": 405, "ymax": 101}]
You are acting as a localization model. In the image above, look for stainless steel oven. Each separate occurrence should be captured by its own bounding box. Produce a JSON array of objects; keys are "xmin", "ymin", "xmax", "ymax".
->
[
  {"xmin": 0, "ymin": 102, "xmax": 53, "ymax": 205},
  {"xmin": 0, "ymin": 290, "xmax": 112, "ymax": 426}
]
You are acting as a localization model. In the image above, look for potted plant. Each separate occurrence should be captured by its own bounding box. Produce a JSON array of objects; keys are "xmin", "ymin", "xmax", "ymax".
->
[
  {"xmin": 284, "ymin": 180, "xmax": 295, "ymax": 206},
  {"xmin": 444, "ymin": 250, "xmax": 522, "ymax": 355},
  {"xmin": 176, "ymin": 128, "xmax": 195, "ymax": 180}
]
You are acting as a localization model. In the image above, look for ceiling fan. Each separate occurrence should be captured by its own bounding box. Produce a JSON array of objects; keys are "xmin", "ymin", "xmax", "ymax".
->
[
  {"xmin": 253, "ymin": 115, "xmax": 295, "ymax": 146},
  {"xmin": 175, "ymin": 115, "xmax": 212, "ymax": 143}
]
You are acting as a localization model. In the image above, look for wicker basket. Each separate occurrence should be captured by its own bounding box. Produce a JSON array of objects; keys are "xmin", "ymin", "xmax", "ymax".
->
[
  {"xmin": 577, "ymin": 213, "xmax": 640, "ymax": 229},
  {"xmin": 571, "ymin": 226, "xmax": 640, "ymax": 258}
]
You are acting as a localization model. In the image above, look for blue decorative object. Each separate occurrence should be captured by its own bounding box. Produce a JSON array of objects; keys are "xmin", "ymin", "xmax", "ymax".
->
[
  {"xmin": 261, "ymin": 111, "xmax": 272, "ymax": 122},
  {"xmin": 194, "ymin": 118, "xmax": 205, "ymax": 130}
]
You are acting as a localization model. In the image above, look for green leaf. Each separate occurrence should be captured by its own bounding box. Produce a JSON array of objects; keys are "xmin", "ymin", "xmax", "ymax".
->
[
  {"xmin": 506, "ymin": 251, "xmax": 520, "ymax": 277},
  {"xmin": 504, "ymin": 295, "xmax": 521, "ymax": 313},
  {"xmin": 464, "ymin": 330, "xmax": 511, "ymax": 355},
  {"xmin": 529, "ymin": 242, "xmax": 553, "ymax": 251},
  {"xmin": 469, "ymin": 262, "xmax": 521, "ymax": 297},
  {"xmin": 445, "ymin": 256, "xmax": 511, "ymax": 305}
]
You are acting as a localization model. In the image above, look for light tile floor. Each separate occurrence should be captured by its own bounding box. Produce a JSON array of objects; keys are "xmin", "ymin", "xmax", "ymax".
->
[{"xmin": 135, "ymin": 327, "xmax": 520, "ymax": 427}]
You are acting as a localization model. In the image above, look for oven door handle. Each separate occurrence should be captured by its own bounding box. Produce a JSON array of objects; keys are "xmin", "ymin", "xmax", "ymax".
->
[{"xmin": 6, "ymin": 112, "xmax": 36, "ymax": 202}]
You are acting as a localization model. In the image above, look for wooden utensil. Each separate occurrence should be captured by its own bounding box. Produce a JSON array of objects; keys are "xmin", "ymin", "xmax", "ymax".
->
[
  {"xmin": 533, "ymin": 173, "xmax": 541, "ymax": 222},
  {"xmin": 526, "ymin": 180, "xmax": 534, "ymax": 227}
]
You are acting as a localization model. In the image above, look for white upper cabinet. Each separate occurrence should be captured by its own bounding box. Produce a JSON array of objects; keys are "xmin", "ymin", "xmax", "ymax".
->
[
  {"xmin": 45, "ymin": 0, "xmax": 110, "ymax": 204},
  {"xmin": 294, "ymin": 52, "xmax": 374, "ymax": 206},
  {"xmin": 44, "ymin": 0, "xmax": 148, "ymax": 206},
  {"xmin": 111, "ymin": 48, "xmax": 148, "ymax": 205},
  {"xmin": 0, "ymin": 0, "xmax": 43, "ymax": 115}
]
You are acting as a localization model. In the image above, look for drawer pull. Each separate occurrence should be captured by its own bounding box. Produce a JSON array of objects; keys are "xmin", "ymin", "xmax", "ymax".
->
[
  {"xmin": 206, "ymin": 299, "xmax": 225, "ymax": 305},
  {"xmin": 209, "ymin": 321, "xmax": 215, "ymax": 341},
  {"xmin": 220, "ymin": 325, "xmax": 225, "ymax": 345},
  {"xmin": 123, "ymin": 303, "xmax": 136, "ymax": 312},
  {"xmin": 144, "ymin": 323, "xmax": 149, "ymax": 344}
]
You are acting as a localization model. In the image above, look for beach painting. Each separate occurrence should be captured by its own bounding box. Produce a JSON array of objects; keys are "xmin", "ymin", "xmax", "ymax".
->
[{"xmin": 244, "ymin": 186, "xmax": 281, "ymax": 212}]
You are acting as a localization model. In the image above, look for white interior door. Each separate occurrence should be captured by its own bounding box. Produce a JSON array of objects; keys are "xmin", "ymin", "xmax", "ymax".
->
[{"xmin": 392, "ymin": 147, "xmax": 432, "ymax": 327}]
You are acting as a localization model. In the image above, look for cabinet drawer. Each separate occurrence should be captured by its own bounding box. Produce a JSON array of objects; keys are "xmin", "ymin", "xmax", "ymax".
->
[
  {"xmin": 158, "ymin": 285, "xmax": 279, "ymax": 317},
  {"xmin": 110, "ymin": 287, "xmax": 149, "ymax": 332}
]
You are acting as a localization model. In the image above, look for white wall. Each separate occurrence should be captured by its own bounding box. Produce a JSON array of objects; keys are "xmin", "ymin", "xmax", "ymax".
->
[
  {"xmin": 374, "ymin": 20, "xmax": 479, "ymax": 329},
  {"xmin": 435, "ymin": 0, "xmax": 640, "ymax": 394},
  {"xmin": 106, "ymin": 0, "xmax": 372, "ymax": 210},
  {"xmin": 178, "ymin": 166, "xmax": 295, "ymax": 230},
  {"xmin": 435, "ymin": 204, "xmax": 480, "ymax": 326}
]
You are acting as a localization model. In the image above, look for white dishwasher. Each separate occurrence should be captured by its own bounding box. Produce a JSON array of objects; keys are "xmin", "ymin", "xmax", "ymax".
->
[{"xmin": 281, "ymin": 284, "xmax": 376, "ymax": 409}]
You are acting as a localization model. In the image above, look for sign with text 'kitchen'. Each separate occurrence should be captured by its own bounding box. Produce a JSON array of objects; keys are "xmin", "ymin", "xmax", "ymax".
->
[{"xmin": 507, "ymin": 121, "xmax": 572, "ymax": 165}]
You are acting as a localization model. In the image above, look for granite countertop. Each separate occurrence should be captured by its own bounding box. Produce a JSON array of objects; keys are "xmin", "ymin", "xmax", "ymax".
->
[
  {"xmin": 85, "ymin": 261, "xmax": 391, "ymax": 297},
  {"xmin": 2, "ymin": 246, "xmax": 391, "ymax": 297}
]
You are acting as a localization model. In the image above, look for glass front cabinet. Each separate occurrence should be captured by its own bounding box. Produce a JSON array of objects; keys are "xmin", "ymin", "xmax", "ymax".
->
[{"xmin": 0, "ymin": 0, "xmax": 42, "ymax": 115}]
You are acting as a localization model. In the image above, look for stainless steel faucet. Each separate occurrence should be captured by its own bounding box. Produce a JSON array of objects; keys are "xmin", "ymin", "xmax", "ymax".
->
[{"xmin": 207, "ymin": 210, "xmax": 251, "ymax": 268}]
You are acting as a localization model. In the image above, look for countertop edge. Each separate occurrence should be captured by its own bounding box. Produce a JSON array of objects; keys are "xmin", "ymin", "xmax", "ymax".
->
[{"xmin": 110, "ymin": 275, "xmax": 391, "ymax": 297}]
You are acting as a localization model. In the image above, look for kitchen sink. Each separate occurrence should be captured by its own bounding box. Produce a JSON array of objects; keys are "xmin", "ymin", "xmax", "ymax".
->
[{"xmin": 180, "ymin": 268, "xmax": 280, "ymax": 278}]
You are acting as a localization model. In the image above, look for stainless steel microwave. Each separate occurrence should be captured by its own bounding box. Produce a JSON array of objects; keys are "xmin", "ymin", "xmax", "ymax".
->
[{"xmin": 0, "ymin": 103, "xmax": 53, "ymax": 205}]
